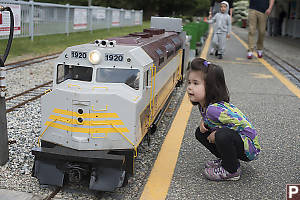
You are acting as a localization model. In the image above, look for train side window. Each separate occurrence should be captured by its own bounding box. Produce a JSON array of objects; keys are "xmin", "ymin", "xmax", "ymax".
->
[
  {"xmin": 143, "ymin": 70, "xmax": 149, "ymax": 89},
  {"xmin": 147, "ymin": 69, "xmax": 151, "ymax": 86},
  {"xmin": 171, "ymin": 37, "xmax": 182, "ymax": 51},
  {"xmin": 155, "ymin": 48, "xmax": 164, "ymax": 65},
  {"xmin": 96, "ymin": 68, "xmax": 140, "ymax": 90},
  {"xmin": 165, "ymin": 43, "xmax": 175, "ymax": 58},
  {"xmin": 57, "ymin": 64, "xmax": 93, "ymax": 84}
]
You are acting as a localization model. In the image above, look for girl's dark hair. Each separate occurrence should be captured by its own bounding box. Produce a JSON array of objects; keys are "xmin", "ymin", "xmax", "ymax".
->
[{"xmin": 189, "ymin": 57, "xmax": 230, "ymax": 107}]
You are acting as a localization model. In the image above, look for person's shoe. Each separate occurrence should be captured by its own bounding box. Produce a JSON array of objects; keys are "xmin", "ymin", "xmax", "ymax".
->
[
  {"xmin": 257, "ymin": 50, "xmax": 263, "ymax": 58},
  {"xmin": 209, "ymin": 48, "xmax": 215, "ymax": 55},
  {"xmin": 247, "ymin": 51, "xmax": 253, "ymax": 59},
  {"xmin": 218, "ymin": 54, "xmax": 223, "ymax": 59},
  {"xmin": 215, "ymin": 50, "xmax": 218, "ymax": 56},
  {"xmin": 205, "ymin": 159, "xmax": 222, "ymax": 168},
  {"xmin": 203, "ymin": 166, "xmax": 241, "ymax": 181}
]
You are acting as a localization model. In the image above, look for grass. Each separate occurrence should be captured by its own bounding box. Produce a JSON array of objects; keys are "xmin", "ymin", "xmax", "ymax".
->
[{"xmin": 0, "ymin": 21, "xmax": 150, "ymax": 63}]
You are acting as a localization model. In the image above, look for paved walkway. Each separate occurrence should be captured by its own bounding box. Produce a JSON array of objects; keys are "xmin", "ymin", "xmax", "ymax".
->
[{"xmin": 141, "ymin": 26, "xmax": 300, "ymax": 200}]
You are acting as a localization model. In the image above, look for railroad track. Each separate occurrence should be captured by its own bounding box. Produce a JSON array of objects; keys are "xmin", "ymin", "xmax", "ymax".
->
[
  {"xmin": 264, "ymin": 48, "xmax": 300, "ymax": 84},
  {"xmin": 43, "ymin": 187, "xmax": 62, "ymax": 200},
  {"xmin": 5, "ymin": 53, "xmax": 60, "ymax": 71},
  {"xmin": 5, "ymin": 81, "xmax": 52, "ymax": 113}
]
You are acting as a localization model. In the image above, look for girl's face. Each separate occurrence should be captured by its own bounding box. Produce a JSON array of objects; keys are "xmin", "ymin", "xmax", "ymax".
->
[{"xmin": 187, "ymin": 71, "xmax": 206, "ymax": 107}]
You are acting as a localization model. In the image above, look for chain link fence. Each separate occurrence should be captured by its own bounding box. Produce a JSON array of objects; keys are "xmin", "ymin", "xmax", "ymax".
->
[{"xmin": 0, "ymin": 0, "xmax": 143, "ymax": 40}]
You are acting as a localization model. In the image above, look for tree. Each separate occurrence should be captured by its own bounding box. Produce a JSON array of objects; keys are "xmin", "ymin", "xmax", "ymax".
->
[{"xmin": 29, "ymin": 0, "xmax": 210, "ymax": 19}]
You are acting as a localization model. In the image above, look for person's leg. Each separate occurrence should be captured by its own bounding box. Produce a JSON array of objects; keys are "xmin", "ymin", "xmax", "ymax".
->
[
  {"xmin": 217, "ymin": 33, "xmax": 227, "ymax": 56},
  {"xmin": 211, "ymin": 32, "xmax": 218, "ymax": 53},
  {"xmin": 274, "ymin": 18, "xmax": 279, "ymax": 36},
  {"xmin": 267, "ymin": 17, "xmax": 271, "ymax": 36},
  {"xmin": 195, "ymin": 127, "xmax": 221, "ymax": 158},
  {"xmin": 256, "ymin": 10, "xmax": 268, "ymax": 50},
  {"xmin": 267, "ymin": 17, "xmax": 274, "ymax": 36},
  {"xmin": 248, "ymin": 9, "xmax": 257, "ymax": 52},
  {"xmin": 214, "ymin": 128, "xmax": 246, "ymax": 173},
  {"xmin": 209, "ymin": 31, "xmax": 216, "ymax": 55}
]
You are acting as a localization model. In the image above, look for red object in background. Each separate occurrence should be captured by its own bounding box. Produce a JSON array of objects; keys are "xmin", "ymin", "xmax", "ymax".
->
[
  {"xmin": 242, "ymin": 19, "xmax": 247, "ymax": 28},
  {"xmin": 0, "ymin": 13, "xmax": 2, "ymax": 25}
]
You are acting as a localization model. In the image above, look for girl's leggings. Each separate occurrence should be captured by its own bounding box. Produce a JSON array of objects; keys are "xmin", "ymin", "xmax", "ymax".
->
[{"xmin": 195, "ymin": 127, "xmax": 249, "ymax": 173}]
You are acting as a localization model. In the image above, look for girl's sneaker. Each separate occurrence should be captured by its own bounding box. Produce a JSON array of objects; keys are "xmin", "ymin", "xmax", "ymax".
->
[
  {"xmin": 209, "ymin": 48, "xmax": 215, "ymax": 55},
  {"xmin": 205, "ymin": 159, "xmax": 222, "ymax": 168},
  {"xmin": 204, "ymin": 166, "xmax": 241, "ymax": 181}
]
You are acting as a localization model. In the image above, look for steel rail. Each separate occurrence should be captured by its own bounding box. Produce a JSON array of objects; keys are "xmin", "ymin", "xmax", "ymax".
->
[
  {"xmin": 264, "ymin": 51, "xmax": 300, "ymax": 83},
  {"xmin": 6, "ymin": 81, "xmax": 52, "ymax": 113},
  {"xmin": 5, "ymin": 52, "xmax": 60, "ymax": 71},
  {"xmin": 264, "ymin": 48, "xmax": 300, "ymax": 73},
  {"xmin": 43, "ymin": 187, "xmax": 62, "ymax": 200}
]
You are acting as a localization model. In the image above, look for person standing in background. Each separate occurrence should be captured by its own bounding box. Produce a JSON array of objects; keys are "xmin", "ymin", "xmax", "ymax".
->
[
  {"xmin": 267, "ymin": 1, "xmax": 279, "ymax": 36},
  {"xmin": 208, "ymin": 0, "xmax": 233, "ymax": 56},
  {"xmin": 278, "ymin": 6, "xmax": 287, "ymax": 36},
  {"xmin": 247, "ymin": 0, "xmax": 275, "ymax": 59},
  {"xmin": 209, "ymin": 0, "xmax": 233, "ymax": 19},
  {"xmin": 207, "ymin": 1, "xmax": 231, "ymax": 59}
]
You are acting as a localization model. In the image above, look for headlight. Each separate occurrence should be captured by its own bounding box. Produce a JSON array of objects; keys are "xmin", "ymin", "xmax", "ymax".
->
[{"xmin": 88, "ymin": 50, "xmax": 101, "ymax": 64}]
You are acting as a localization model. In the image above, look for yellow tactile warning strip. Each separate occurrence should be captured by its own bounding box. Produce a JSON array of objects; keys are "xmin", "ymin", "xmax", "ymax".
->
[
  {"xmin": 139, "ymin": 27, "xmax": 213, "ymax": 200},
  {"xmin": 250, "ymin": 73, "xmax": 273, "ymax": 79},
  {"xmin": 232, "ymin": 32, "xmax": 300, "ymax": 99},
  {"xmin": 211, "ymin": 60, "xmax": 262, "ymax": 65}
]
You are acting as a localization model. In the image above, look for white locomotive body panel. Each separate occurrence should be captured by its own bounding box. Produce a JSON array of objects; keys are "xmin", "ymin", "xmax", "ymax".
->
[{"xmin": 32, "ymin": 16, "xmax": 190, "ymax": 191}]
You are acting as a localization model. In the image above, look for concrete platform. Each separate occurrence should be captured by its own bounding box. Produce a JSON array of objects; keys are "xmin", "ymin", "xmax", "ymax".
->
[{"xmin": 166, "ymin": 27, "xmax": 300, "ymax": 199}]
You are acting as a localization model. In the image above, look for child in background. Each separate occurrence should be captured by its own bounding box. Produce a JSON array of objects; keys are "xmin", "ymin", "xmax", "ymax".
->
[
  {"xmin": 207, "ymin": 1, "xmax": 231, "ymax": 59},
  {"xmin": 187, "ymin": 58, "xmax": 260, "ymax": 181}
]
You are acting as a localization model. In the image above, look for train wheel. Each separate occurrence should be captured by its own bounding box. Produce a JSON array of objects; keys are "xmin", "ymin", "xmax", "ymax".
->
[
  {"xmin": 122, "ymin": 172, "xmax": 129, "ymax": 187},
  {"xmin": 176, "ymin": 80, "xmax": 183, "ymax": 87},
  {"xmin": 150, "ymin": 124, "xmax": 157, "ymax": 135}
]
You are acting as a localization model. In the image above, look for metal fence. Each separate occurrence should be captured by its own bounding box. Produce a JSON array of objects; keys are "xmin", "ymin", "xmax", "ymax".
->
[{"xmin": 0, "ymin": 0, "xmax": 143, "ymax": 40}]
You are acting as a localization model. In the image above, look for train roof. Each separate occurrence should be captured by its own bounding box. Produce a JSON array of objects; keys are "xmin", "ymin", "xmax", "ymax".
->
[{"xmin": 107, "ymin": 28, "xmax": 177, "ymax": 46}]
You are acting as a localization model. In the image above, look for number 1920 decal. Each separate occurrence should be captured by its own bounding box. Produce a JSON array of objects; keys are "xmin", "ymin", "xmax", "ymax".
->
[
  {"xmin": 71, "ymin": 51, "xmax": 87, "ymax": 59},
  {"xmin": 105, "ymin": 53, "xmax": 124, "ymax": 62}
]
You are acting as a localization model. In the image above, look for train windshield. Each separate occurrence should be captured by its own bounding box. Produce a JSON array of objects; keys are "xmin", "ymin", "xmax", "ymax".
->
[
  {"xmin": 57, "ymin": 65, "xmax": 93, "ymax": 84},
  {"xmin": 96, "ymin": 68, "xmax": 140, "ymax": 90}
]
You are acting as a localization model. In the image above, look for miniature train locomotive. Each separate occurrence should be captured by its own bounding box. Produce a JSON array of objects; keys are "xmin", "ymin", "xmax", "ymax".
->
[{"xmin": 32, "ymin": 17, "xmax": 190, "ymax": 191}]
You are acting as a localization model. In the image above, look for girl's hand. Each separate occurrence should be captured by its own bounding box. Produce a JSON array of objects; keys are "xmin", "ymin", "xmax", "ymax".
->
[
  {"xmin": 200, "ymin": 120, "xmax": 208, "ymax": 133},
  {"xmin": 226, "ymin": 34, "xmax": 230, "ymax": 39},
  {"xmin": 207, "ymin": 131, "xmax": 216, "ymax": 143}
]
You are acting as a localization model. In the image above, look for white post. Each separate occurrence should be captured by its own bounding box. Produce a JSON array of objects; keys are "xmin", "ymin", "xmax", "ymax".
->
[
  {"xmin": 30, "ymin": 0, "xmax": 34, "ymax": 40},
  {"xmin": 65, "ymin": 4, "xmax": 70, "ymax": 36}
]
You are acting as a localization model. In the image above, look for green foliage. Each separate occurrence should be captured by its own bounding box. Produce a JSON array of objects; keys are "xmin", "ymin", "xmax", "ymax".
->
[
  {"xmin": 183, "ymin": 21, "xmax": 208, "ymax": 49},
  {"xmin": 0, "ymin": 22, "xmax": 150, "ymax": 63},
  {"xmin": 29, "ymin": 0, "xmax": 210, "ymax": 19},
  {"xmin": 233, "ymin": 0, "xmax": 249, "ymax": 23}
]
